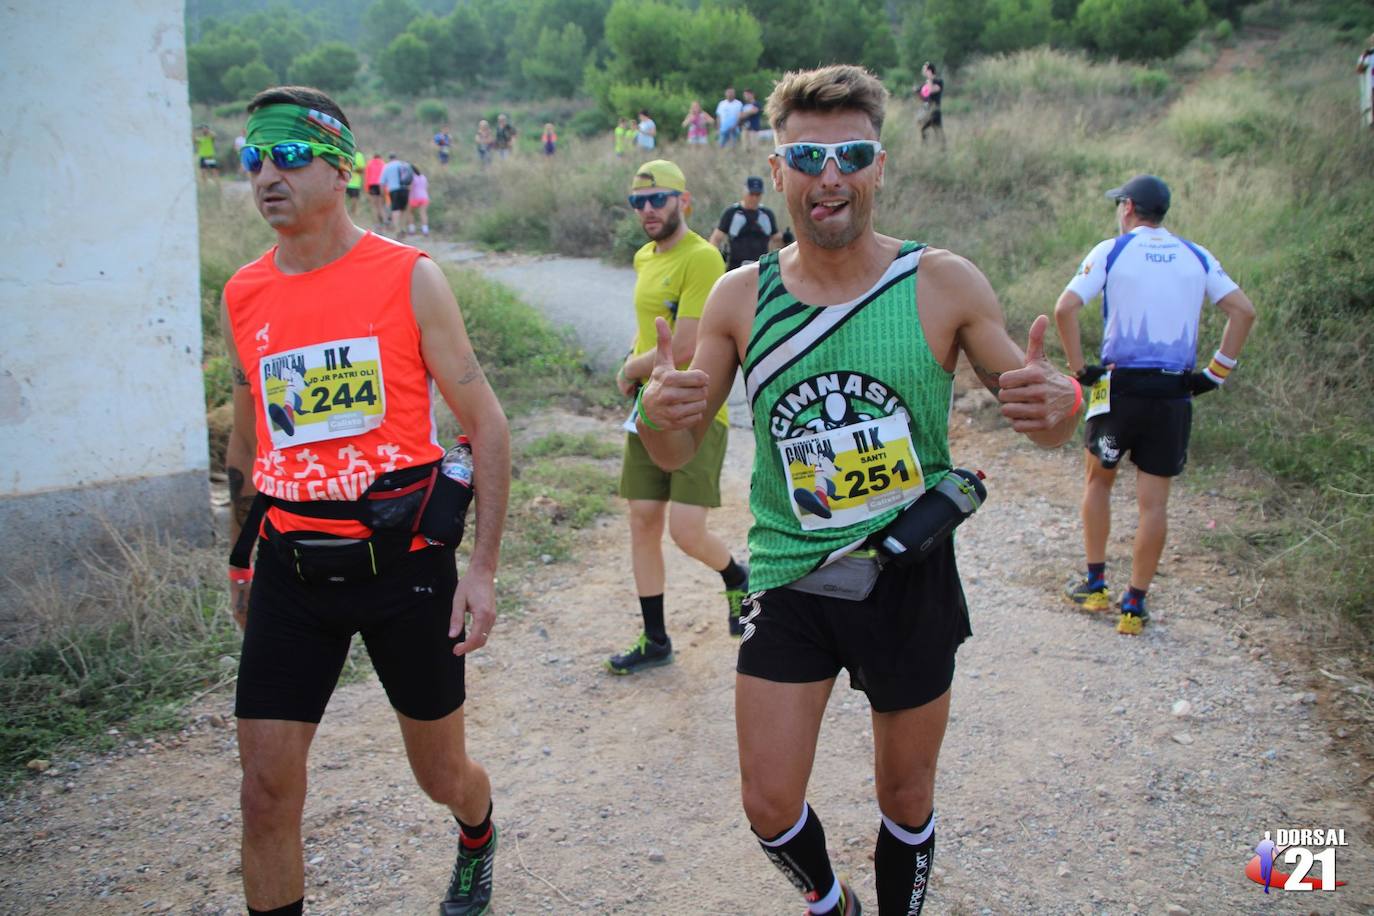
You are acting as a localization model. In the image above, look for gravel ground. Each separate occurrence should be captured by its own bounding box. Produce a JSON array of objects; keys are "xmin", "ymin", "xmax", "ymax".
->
[{"xmin": 2, "ymin": 251, "xmax": 1369, "ymax": 914}]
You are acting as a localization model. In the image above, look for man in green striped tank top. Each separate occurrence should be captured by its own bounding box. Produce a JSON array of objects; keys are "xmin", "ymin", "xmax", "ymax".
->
[{"xmin": 636, "ymin": 65, "xmax": 1082, "ymax": 915}]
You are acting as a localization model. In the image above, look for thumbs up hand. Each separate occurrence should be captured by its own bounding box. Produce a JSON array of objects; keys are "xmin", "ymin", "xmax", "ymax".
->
[
  {"xmin": 997, "ymin": 314, "xmax": 1078, "ymax": 434},
  {"xmin": 639, "ymin": 317, "xmax": 711, "ymax": 431}
]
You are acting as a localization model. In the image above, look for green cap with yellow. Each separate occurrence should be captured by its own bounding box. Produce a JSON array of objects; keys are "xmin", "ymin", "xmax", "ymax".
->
[{"xmin": 631, "ymin": 159, "xmax": 686, "ymax": 192}]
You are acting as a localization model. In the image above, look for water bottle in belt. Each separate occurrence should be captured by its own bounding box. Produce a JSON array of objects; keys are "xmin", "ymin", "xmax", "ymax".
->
[
  {"xmin": 440, "ymin": 435, "xmax": 474, "ymax": 487},
  {"xmin": 875, "ymin": 468, "xmax": 987, "ymax": 566}
]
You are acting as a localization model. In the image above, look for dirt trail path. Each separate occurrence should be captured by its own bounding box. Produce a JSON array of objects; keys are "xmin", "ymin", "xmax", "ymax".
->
[{"xmin": 2, "ymin": 250, "xmax": 1370, "ymax": 914}]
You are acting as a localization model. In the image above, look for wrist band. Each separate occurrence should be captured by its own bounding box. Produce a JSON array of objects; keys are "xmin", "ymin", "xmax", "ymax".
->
[
  {"xmin": 636, "ymin": 387, "xmax": 662, "ymax": 431},
  {"xmin": 229, "ymin": 566, "xmax": 253, "ymax": 585},
  {"xmin": 1203, "ymin": 349, "xmax": 1235, "ymax": 386},
  {"xmin": 1068, "ymin": 376, "xmax": 1083, "ymax": 415}
]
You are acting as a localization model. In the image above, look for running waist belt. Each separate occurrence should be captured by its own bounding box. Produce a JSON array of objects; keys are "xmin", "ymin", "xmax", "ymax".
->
[{"xmin": 229, "ymin": 460, "xmax": 471, "ymax": 571}]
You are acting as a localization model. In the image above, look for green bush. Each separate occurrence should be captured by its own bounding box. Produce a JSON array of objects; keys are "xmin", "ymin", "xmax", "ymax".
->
[
  {"xmin": 1074, "ymin": 0, "xmax": 1208, "ymax": 60},
  {"xmin": 1164, "ymin": 76, "xmax": 1286, "ymax": 156},
  {"xmin": 1213, "ymin": 18, "xmax": 1235, "ymax": 41},
  {"xmin": 416, "ymin": 98, "xmax": 450, "ymax": 124},
  {"xmin": 1131, "ymin": 68, "xmax": 1172, "ymax": 95},
  {"xmin": 286, "ymin": 41, "xmax": 361, "ymax": 93},
  {"xmin": 384, "ymin": 101, "xmax": 404, "ymax": 118},
  {"xmin": 569, "ymin": 106, "xmax": 615, "ymax": 137},
  {"xmin": 213, "ymin": 101, "xmax": 246, "ymax": 118}
]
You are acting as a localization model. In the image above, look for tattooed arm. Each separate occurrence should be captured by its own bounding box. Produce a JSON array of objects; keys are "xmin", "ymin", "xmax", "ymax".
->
[{"xmin": 221, "ymin": 299, "xmax": 258, "ymax": 629}]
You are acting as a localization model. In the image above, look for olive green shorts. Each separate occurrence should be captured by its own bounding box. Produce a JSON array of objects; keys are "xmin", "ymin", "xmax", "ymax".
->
[{"xmin": 619, "ymin": 420, "xmax": 728, "ymax": 507}]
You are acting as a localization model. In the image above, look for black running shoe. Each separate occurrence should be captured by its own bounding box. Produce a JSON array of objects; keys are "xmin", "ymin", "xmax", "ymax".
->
[
  {"xmin": 604, "ymin": 632, "xmax": 673, "ymax": 675},
  {"xmin": 440, "ymin": 826, "xmax": 497, "ymax": 916}
]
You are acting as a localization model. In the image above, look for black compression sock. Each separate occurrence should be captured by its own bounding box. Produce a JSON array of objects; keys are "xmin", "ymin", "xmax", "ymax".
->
[
  {"xmin": 719, "ymin": 557, "xmax": 747, "ymax": 590},
  {"xmin": 875, "ymin": 810, "xmax": 935, "ymax": 915},
  {"xmin": 457, "ymin": 800, "xmax": 493, "ymax": 848},
  {"xmin": 753, "ymin": 802, "xmax": 839, "ymax": 911},
  {"xmin": 639, "ymin": 594, "xmax": 666, "ymax": 641},
  {"xmin": 248, "ymin": 899, "xmax": 303, "ymax": 916}
]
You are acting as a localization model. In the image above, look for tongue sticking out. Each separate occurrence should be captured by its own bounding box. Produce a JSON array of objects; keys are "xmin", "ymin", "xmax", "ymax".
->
[{"xmin": 811, "ymin": 200, "xmax": 847, "ymax": 221}]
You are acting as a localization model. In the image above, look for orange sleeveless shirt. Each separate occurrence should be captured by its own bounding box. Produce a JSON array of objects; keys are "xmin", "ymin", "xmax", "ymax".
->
[{"xmin": 225, "ymin": 232, "xmax": 445, "ymax": 539}]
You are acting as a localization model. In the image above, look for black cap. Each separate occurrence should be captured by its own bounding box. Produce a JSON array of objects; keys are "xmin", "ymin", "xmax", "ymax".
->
[
  {"xmin": 745, "ymin": 176, "xmax": 765, "ymax": 194},
  {"xmin": 1105, "ymin": 174, "xmax": 1170, "ymax": 217}
]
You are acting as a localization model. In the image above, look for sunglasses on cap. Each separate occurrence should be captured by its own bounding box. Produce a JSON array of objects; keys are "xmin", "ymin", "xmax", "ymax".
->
[
  {"xmin": 773, "ymin": 141, "xmax": 882, "ymax": 176},
  {"xmin": 627, "ymin": 190, "xmax": 682, "ymax": 210},
  {"xmin": 240, "ymin": 140, "xmax": 347, "ymax": 173}
]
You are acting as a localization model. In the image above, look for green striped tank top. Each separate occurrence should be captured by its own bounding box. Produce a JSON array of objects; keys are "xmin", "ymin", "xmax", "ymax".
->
[{"xmin": 745, "ymin": 242, "xmax": 953, "ymax": 590}]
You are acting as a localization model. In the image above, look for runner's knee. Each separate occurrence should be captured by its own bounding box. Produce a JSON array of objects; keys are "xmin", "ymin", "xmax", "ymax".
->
[
  {"xmin": 240, "ymin": 766, "xmax": 306, "ymax": 829},
  {"xmin": 875, "ymin": 778, "xmax": 935, "ymax": 826},
  {"xmin": 741, "ymin": 781, "xmax": 805, "ymax": 838},
  {"xmin": 627, "ymin": 501, "xmax": 666, "ymax": 536}
]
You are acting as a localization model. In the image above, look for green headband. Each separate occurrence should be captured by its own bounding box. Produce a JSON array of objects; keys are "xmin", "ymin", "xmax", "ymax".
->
[{"xmin": 245, "ymin": 103, "xmax": 356, "ymax": 166}]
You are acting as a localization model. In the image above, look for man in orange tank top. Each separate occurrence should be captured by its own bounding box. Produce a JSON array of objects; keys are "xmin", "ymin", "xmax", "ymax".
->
[{"xmin": 222, "ymin": 86, "xmax": 511, "ymax": 916}]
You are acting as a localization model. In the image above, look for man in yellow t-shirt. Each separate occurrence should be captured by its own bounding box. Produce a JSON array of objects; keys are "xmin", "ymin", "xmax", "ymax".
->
[
  {"xmin": 195, "ymin": 125, "xmax": 219, "ymax": 181},
  {"xmin": 607, "ymin": 159, "xmax": 748, "ymax": 674},
  {"xmin": 346, "ymin": 149, "xmax": 366, "ymax": 217}
]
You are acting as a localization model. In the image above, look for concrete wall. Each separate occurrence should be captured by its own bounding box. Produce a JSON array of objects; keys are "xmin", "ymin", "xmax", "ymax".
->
[{"xmin": 0, "ymin": 0, "xmax": 210, "ymax": 610}]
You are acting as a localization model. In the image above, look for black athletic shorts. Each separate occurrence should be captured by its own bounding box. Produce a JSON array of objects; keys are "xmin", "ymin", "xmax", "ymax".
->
[
  {"xmin": 1085, "ymin": 395, "xmax": 1192, "ymax": 477},
  {"xmin": 346, "ymin": 186, "xmax": 360, "ymax": 199},
  {"xmin": 736, "ymin": 540, "xmax": 971, "ymax": 713},
  {"xmin": 235, "ymin": 539, "xmax": 464, "ymax": 724},
  {"xmin": 389, "ymin": 188, "xmax": 410, "ymax": 211},
  {"xmin": 368, "ymin": 184, "xmax": 382, "ymax": 196}
]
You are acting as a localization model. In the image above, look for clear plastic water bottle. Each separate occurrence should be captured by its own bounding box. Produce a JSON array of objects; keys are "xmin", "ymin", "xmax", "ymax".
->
[{"xmin": 440, "ymin": 435, "xmax": 474, "ymax": 488}]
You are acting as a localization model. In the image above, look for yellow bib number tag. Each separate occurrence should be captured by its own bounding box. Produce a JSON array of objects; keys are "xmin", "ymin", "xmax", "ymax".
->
[
  {"xmin": 778, "ymin": 413, "xmax": 925, "ymax": 531},
  {"xmin": 259, "ymin": 336, "xmax": 386, "ymax": 450},
  {"xmin": 1086, "ymin": 371, "xmax": 1111, "ymax": 420}
]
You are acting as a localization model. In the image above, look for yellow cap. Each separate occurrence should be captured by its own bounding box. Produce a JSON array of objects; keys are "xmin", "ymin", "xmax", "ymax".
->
[{"xmin": 631, "ymin": 159, "xmax": 687, "ymax": 193}]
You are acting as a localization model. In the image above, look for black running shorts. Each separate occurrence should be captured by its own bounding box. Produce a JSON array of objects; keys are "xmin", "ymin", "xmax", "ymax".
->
[
  {"xmin": 236, "ymin": 541, "xmax": 465, "ymax": 724},
  {"xmin": 389, "ymin": 188, "xmax": 410, "ymax": 211},
  {"xmin": 736, "ymin": 540, "xmax": 971, "ymax": 713},
  {"xmin": 1085, "ymin": 395, "xmax": 1192, "ymax": 478}
]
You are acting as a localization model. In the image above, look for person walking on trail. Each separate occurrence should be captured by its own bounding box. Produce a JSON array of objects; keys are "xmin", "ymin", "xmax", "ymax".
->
[
  {"xmin": 407, "ymin": 165, "xmax": 430, "ymax": 236},
  {"xmin": 636, "ymin": 109, "xmax": 657, "ymax": 150},
  {"xmin": 196, "ymin": 125, "xmax": 220, "ymax": 180},
  {"xmin": 493, "ymin": 114, "xmax": 516, "ymax": 160},
  {"xmin": 607, "ymin": 158, "xmax": 750, "ymax": 675},
  {"xmin": 434, "ymin": 126, "xmax": 453, "ymax": 165},
  {"xmin": 682, "ymin": 100, "xmax": 715, "ymax": 145},
  {"xmin": 364, "ymin": 151, "xmax": 386, "ymax": 227},
  {"xmin": 716, "ymin": 86, "xmax": 744, "ymax": 147},
  {"xmin": 223, "ymin": 86, "xmax": 511, "ymax": 916},
  {"xmin": 918, "ymin": 61, "xmax": 944, "ymax": 146},
  {"xmin": 345, "ymin": 149, "xmax": 365, "ymax": 218},
  {"xmin": 1055, "ymin": 174, "xmax": 1256, "ymax": 635},
  {"xmin": 635, "ymin": 65, "xmax": 1080, "ymax": 916},
  {"xmin": 740, "ymin": 88, "xmax": 768, "ymax": 146},
  {"xmin": 475, "ymin": 120, "xmax": 494, "ymax": 167},
  {"xmin": 379, "ymin": 153, "xmax": 414, "ymax": 236},
  {"xmin": 614, "ymin": 117, "xmax": 634, "ymax": 157},
  {"xmin": 1359, "ymin": 35, "xmax": 1374, "ymax": 130},
  {"xmin": 708, "ymin": 175, "xmax": 784, "ymax": 271}
]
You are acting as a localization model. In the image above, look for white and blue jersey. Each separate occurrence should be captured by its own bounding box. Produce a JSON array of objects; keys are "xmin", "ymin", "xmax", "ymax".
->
[{"xmin": 1065, "ymin": 226, "xmax": 1238, "ymax": 371}]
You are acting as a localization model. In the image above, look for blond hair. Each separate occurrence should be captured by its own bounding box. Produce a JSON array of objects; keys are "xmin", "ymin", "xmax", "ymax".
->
[{"xmin": 765, "ymin": 64, "xmax": 890, "ymax": 138}]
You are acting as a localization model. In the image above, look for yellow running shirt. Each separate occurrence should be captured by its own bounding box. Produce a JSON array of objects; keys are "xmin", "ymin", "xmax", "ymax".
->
[{"xmin": 631, "ymin": 230, "xmax": 727, "ymax": 426}]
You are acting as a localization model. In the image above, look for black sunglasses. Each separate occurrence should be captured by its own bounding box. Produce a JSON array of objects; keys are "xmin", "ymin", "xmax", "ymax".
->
[{"xmin": 628, "ymin": 190, "xmax": 681, "ymax": 210}]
